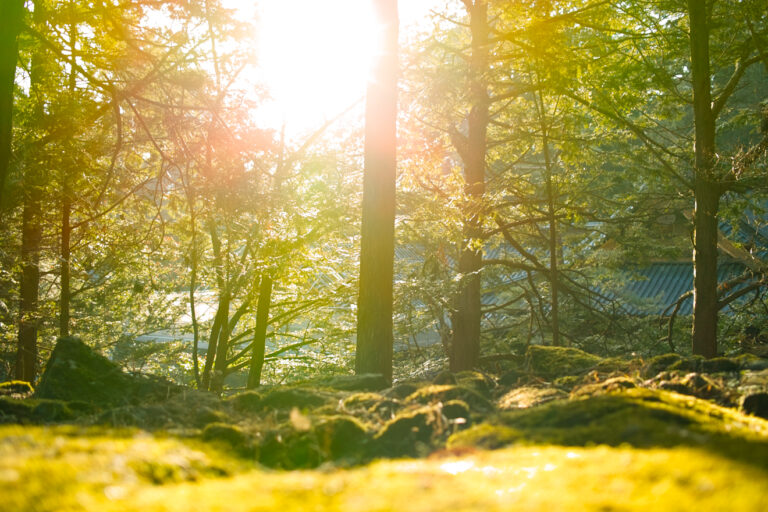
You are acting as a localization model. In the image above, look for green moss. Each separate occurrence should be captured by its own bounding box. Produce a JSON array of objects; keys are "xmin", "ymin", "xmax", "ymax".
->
[
  {"xmin": 227, "ymin": 387, "xmax": 335, "ymax": 414},
  {"xmin": 35, "ymin": 337, "xmax": 178, "ymax": 408},
  {"xmin": 483, "ymin": 388, "xmax": 768, "ymax": 461},
  {"xmin": 432, "ymin": 370, "xmax": 457, "ymax": 386},
  {"xmin": 447, "ymin": 423, "xmax": 523, "ymax": 450},
  {"xmin": 342, "ymin": 392, "xmax": 386, "ymax": 410},
  {"xmin": 454, "ymin": 371, "xmax": 495, "ymax": 396},
  {"xmin": 313, "ymin": 415, "xmax": 370, "ymax": 460},
  {"xmin": 552, "ymin": 375, "xmax": 583, "ymax": 390},
  {"xmin": 441, "ymin": 400, "xmax": 471, "ymax": 422},
  {"xmin": 571, "ymin": 376, "xmax": 637, "ymax": 398},
  {"xmin": 202, "ymin": 423, "xmax": 253, "ymax": 455},
  {"xmin": 642, "ymin": 353, "xmax": 683, "ymax": 377},
  {"xmin": 374, "ymin": 406, "xmax": 445, "ymax": 457},
  {"xmin": 525, "ymin": 345, "xmax": 603, "ymax": 379},
  {"xmin": 31, "ymin": 400, "xmax": 75, "ymax": 422},
  {"xmin": 498, "ymin": 387, "xmax": 565, "ymax": 410},
  {"xmin": 0, "ymin": 380, "xmax": 34, "ymax": 396},
  {"xmin": 226, "ymin": 390, "xmax": 265, "ymax": 413},
  {"xmin": 385, "ymin": 381, "xmax": 425, "ymax": 399},
  {"xmin": 405, "ymin": 384, "xmax": 493, "ymax": 413},
  {"xmin": 0, "ymin": 396, "xmax": 35, "ymax": 422},
  {"xmin": 303, "ymin": 374, "xmax": 390, "ymax": 392}
]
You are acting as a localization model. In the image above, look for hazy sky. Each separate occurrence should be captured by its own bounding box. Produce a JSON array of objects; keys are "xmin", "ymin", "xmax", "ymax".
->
[{"xmin": 246, "ymin": 0, "xmax": 442, "ymax": 135}]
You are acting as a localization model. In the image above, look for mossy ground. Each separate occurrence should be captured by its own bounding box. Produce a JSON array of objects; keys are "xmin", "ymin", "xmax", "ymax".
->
[
  {"xmin": 3, "ymin": 342, "xmax": 768, "ymax": 510},
  {"xmin": 3, "ymin": 425, "xmax": 767, "ymax": 511}
]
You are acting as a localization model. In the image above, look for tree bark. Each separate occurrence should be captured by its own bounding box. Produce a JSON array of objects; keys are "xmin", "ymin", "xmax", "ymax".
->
[
  {"xmin": 247, "ymin": 274, "xmax": 273, "ymax": 388},
  {"xmin": 60, "ymin": 193, "xmax": 71, "ymax": 337},
  {"xmin": 16, "ymin": 183, "xmax": 42, "ymax": 382},
  {"xmin": 450, "ymin": 0, "xmax": 489, "ymax": 371},
  {"xmin": 0, "ymin": 0, "xmax": 24, "ymax": 213},
  {"xmin": 688, "ymin": 0, "xmax": 719, "ymax": 358},
  {"xmin": 355, "ymin": 0, "xmax": 398, "ymax": 383}
]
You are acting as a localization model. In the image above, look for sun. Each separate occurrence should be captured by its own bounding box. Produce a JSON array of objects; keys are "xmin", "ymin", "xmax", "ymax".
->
[{"xmin": 254, "ymin": 0, "xmax": 379, "ymax": 135}]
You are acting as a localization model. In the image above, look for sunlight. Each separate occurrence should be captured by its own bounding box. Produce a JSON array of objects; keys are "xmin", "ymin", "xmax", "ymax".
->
[
  {"xmin": 250, "ymin": 0, "xmax": 441, "ymax": 136},
  {"xmin": 254, "ymin": 0, "xmax": 378, "ymax": 134}
]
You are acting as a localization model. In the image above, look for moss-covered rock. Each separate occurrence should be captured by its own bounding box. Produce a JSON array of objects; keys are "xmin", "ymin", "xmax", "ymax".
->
[
  {"xmin": 31, "ymin": 400, "xmax": 75, "ymax": 422},
  {"xmin": 461, "ymin": 388, "xmax": 768, "ymax": 456},
  {"xmin": 306, "ymin": 374, "xmax": 390, "ymax": 392},
  {"xmin": 312, "ymin": 415, "xmax": 370, "ymax": 460},
  {"xmin": 642, "ymin": 353, "xmax": 683, "ymax": 378},
  {"xmin": 385, "ymin": 381, "xmax": 425, "ymax": 399},
  {"xmin": 441, "ymin": 400, "xmax": 471, "ymax": 422},
  {"xmin": 373, "ymin": 406, "xmax": 444, "ymax": 457},
  {"xmin": 454, "ymin": 371, "xmax": 495, "ymax": 396},
  {"xmin": 227, "ymin": 387, "xmax": 335, "ymax": 414},
  {"xmin": 498, "ymin": 386, "xmax": 565, "ymax": 410},
  {"xmin": 525, "ymin": 345, "xmax": 603, "ymax": 379},
  {"xmin": 202, "ymin": 422, "xmax": 253, "ymax": 455},
  {"xmin": 740, "ymin": 393, "xmax": 768, "ymax": 419},
  {"xmin": 431, "ymin": 370, "xmax": 457, "ymax": 386},
  {"xmin": 571, "ymin": 376, "xmax": 637, "ymax": 398},
  {"xmin": 0, "ymin": 380, "xmax": 34, "ymax": 397},
  {"xmin": 35, "ymin": 337, "xmax": 178, "ymax": 408},
  {"xmin": 0, "ymin": 397, "xmax": 35, "ymax": 422},
  {"xmin": 447, "ymin": 423, "xmax": 523, "ymax": 450},
  {"xmin": 404, "ymin": 384, "xmax": 493, "ymax": 413},
  {"xmin": 342, "ymin": 392, "xmax": 386, "ymax": 411}
]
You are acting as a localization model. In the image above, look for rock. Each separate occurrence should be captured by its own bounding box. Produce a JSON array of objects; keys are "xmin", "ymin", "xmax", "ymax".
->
[
  {"xmin": 571, "ymin": 376, "xmax": 637, "ymax": 398},
  {"xmin": 0, "ymin": 380, "xmax": 34, "ymax": 398},
  {"xmin": 202, "ymin": 422, "xmax": 253, "ymax": 455},
  {"xmin": 740, "ymin": 393, "xmax": 768, "ymax": 419},
  {"xmin": 227, "ymin": 387, "xmax": 335, "ymax": 413},
  {"xmin": 374, "ymin": 406, "xmax": 443, "ymax": 457},
  {"xmin": 405, "ymin": 384, "xmax": 493, "ymax": 413},
  {"xmin": 35, "ymin": 337, "xmax": 178, "ymax": 408},
  {"xmin": 441, "ymin": 400, "xmax": 471, "ymax": 423},
  {"xmin": 312, "ymin": 415, "xmax": 370, "ymax": 459},
  {"xmin": 307, "ymin": 374, "xmax": 390, "ymax": 392},
  {"xmin": 498, "ymin": 387, "xmax": 565, "ymax": 410},
  {"xmin": 701, "ymin": 357, "xmax": 740, "ymax": 373},
  {"xmin": 641, "ymin": 353, "xmax": 683, "ymax": 378},
  {"xmin": 525, "ymin": 345, "xmax": 603, "ymax": 379},
  {"xmin": 432, "ymin": 370, "xmax": 457, "ymax": 386},
  {"xmin": 385, "ymin": 381, "xmax": 425, "ymax": 399},
  {"xmin": 447, "ymin": 423, "xmax": 522, "ymax": 450}
]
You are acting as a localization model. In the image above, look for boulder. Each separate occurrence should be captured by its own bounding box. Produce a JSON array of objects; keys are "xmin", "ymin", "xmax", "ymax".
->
[{"xmin": 35, "ymin": 337, "xmax": 178, "ymax": 408}]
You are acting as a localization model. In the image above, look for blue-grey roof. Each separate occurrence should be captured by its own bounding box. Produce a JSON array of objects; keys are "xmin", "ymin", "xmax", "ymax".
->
[{"xmin": 618, "ymin": 261, "xmax": 748, "ymax": 315}]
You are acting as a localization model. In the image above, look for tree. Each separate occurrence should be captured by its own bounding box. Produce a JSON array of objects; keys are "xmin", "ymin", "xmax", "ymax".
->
[
  {"xmin": 355, "ymin": 0, "xmax": 399, "ymax": 382},
  {"xmin": 0, "ymin": 0, "xmax": 25, "ymax": 214}
]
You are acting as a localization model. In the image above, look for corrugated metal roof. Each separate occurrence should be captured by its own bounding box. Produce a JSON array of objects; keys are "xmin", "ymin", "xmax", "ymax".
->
[{"xmin": 619, "ymin": 261, "xmax": 752, "ymax": 315}]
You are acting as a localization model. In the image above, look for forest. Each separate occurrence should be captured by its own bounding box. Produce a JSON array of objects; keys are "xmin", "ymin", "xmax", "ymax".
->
[{"xmin": 1, "ymin": 0, "xmax": 768, "ymax": 510}]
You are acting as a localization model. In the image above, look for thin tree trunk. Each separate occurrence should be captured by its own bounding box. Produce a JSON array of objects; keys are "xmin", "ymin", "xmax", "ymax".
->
[
  {"xmin": 355, "ymin": 0, "xmax": 398, "ymax": 383},
  {"xmin": 16, "ymin": 183, "xmax": 42, "ymax": 381},
  {"xmin": 450, "ymin": 0, "xmax": 489, "ymax": 371},
  {"xmin": 247, "ymin": 274, "xmax": 273, "ymax": 388},
  {"xmin": 0, "ymin": 0, "xmax": 25, "ymax": 212},
  {"xmin": 60, "ymin": 193, "xmax": 71, "ymax": 337},
  {"xmin": 688, "ymin": 0, "xmax": 719, "ymax": 358},
  {"xmin": 538, "ymin": 92, "xmax": 560, "ymax": 347}
]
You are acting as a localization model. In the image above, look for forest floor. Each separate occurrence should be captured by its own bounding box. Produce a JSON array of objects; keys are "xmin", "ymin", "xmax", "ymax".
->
[{"xmin": 2, "ymin": 338, "xmax": 768, "ymax": 511}]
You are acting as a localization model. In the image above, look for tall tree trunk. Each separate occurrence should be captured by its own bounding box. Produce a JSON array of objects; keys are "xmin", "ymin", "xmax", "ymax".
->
[
  {"xmin": 60, "ymin": 193, "xmax": 71, "ymax": 337},
  {"xmin": 688, "ymin": 0, "xmax": 719, "ymax": 358},
  {"xmin": 201, "ymin": 291, "xmax": 229, "ymax": 391},
  {"xmin": 16, "ymin": 183, "xmax": 42, "ymax": 381},
  {"xmin": 537, "ymin": 90, "xmax": 560, "ymax": 347},
  {"xmin": 450, "ymin": 0, "xmax": 489, "ymax": 371},
  {"xmin": 15, "ymin": 0, "xmax": 45, "ymax": 382},
  {"xmin": 247, "ymin": 274, "xmax": 273, "ymax": 389},
  {"xmin": 355, "ymin": 0, "xmax": 398, "ymax": 383},
  {"xmin": 0, "ymin": 0, "xmax": 25, "ymax": 213}
]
